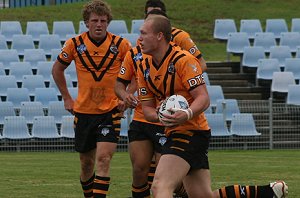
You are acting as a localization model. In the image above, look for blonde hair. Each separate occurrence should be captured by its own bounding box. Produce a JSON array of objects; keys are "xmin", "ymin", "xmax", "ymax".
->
[
  {"xmin": 82, "ymin": 0, "xmax": 113, "ymax": 23},
  {"xmin": 146, "ymin": 15, "xmax": 172, "ymax": 42}
]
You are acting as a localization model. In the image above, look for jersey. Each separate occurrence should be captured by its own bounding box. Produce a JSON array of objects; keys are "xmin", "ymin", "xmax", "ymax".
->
[
  {"xmin": 171, "ymin": 27, "xmax": 202, "ymax": 60},
  {"xmin": 117, "ymin": 45, "xmax": 156, "ymax": 124},
  {"xmin": 57, "ymin": 31, "xmax": 131, "ymax": 114},
  {"xmin": 137, "ymin": 44, "xmax": 210, "ymax": 136}
]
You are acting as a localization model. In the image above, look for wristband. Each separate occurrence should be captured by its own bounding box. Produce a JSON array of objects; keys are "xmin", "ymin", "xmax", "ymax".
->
[
  {"xmin": 178, "ymin": 108, "xmax": 193, "ymax": 120},
  {"xmin": 187, "ymin": 108, "xmax": 193, "ymax": 119}
]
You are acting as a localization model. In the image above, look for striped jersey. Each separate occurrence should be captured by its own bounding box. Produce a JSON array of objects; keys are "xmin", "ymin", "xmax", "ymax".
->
[
  {"xmin": 117, "ymin": 45, "xmax": 158, "ymax": 124},
  {"xmin": 171, "ymin": 27, "xmax": 202, "ymax": 60},
  {"xmin": 137, "ymin": 44, "xmax": 209, "ymax": 135},
  {"xmin": 57, "ymin": 31, "xmax": 131, "ymax": 114}
]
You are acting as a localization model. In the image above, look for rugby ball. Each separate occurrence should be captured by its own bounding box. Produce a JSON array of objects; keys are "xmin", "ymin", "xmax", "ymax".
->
[{"xmin": 158, "ymin": 95, "xmax": 189, "ymax": 118}]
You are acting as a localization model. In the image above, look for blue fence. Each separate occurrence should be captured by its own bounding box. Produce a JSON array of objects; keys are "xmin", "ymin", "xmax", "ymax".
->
[{"xmin": 3, "ymin": 0, "xmax": 84, "ymax": 8}]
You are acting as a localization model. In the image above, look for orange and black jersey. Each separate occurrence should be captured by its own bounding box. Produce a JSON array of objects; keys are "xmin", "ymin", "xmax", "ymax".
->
[
  {"xmin": 137, "ymin": 44, "xmax": 209, "ymax": 135},
  {"xmin": 171, "ymin": 27, "xmax": 202, "ymax": 60},
  {"xmin": 57, "ymin": 31, "xmax": 131, "ymax": 114},
  {"xmin": 117, "ymin": 45, "xmax": 158, "ymax": 124}
]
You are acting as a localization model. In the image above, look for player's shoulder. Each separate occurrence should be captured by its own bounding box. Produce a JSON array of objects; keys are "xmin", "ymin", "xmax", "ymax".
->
[
  {"xmin": 108, "ymin": 32, "xmax": 131, "ymax": 45},
  {"xmin": 172, "ymin": 26, "xmax": 190, "ymax": 38},
  {"xmin": 171, "ymin": 44, "xmax": 199, "ymax": 64},
  {"xmin": 172, "ymin": 44, "xmax": 193, "ymax": 57}
]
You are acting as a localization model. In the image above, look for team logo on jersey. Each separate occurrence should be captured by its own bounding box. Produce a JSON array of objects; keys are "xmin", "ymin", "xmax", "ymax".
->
[
  {"xmin": 189, "ymin": 46, "xmax": 197, "ymax": 55},
  {"xmin": 101, "ymin": 128, "xmax": 110, "ymax": 136},
  {"xmin": 154, "ymin": 75, "xmax": 161, "ymax": 81},
  {"xmin": 144, "ymin": 68, "xmax": 150, "ymax": 81},
  {"xmin": 189, "ymin": 63, "xmax": 199, "ymax": 73},
  {"xmin": 62, "ymin": 51, "xmax": 68, "ymax": 59},
  {"xmin": 110, "ymin": 44, "xmax": 119, "ymax": 54},
  {"xmin": 91, "ymin": 87, "xmax": 105, "ymax": 104},
  {"xmin": 168, "ymin": 62, "xmax": 175, "ymax": 74},
  {"xmin": 187, "ymin": 74, "xmax": 204, "ymax": 87},
  {"xmin": 133, "ymin": 52, "xmax": 143, "ymax": 62},
  {"xmin": 77, "ymin": 44, "xmax": 86, "ymax": 54},
  {"xmin": 159, "ymin": 137, "xmax": 167, "ymax": 146}
]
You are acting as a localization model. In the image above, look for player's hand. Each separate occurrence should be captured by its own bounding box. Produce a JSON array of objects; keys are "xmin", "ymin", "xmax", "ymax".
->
[
  {"xmin": 159, "ymin": 108, "xmax": 189, "ymax": 127},
  {"xmin": 117, "ymin": 100, "xmax": 127, "ymax": 112},
  {"xmin": 63, "ymin": 97, "xmax": 75, "ymax": 115},
  {"xmin": 123, "ymin": 93, "xmax": 139, "ymax": 109}
]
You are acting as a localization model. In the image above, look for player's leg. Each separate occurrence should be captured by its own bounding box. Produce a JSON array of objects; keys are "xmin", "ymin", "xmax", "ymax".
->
[
  {"xmin": 179, "ymin": 130, "xmax": 212, "ymax": 198},
  {"xmin": 128, "ymin": 121, "xmax": 157, "ymax": 198},
  {"xmin": 94, "ymin": 141, "xmax": 117, "ymax": 198},
  {"xmin": 147, "ymin": 130, "xmax": 188, "ymax": 198},
  {"xmin": 93, "ymin": 109, "xmax": 121, "ymax": 198},
  {"xmin": 212, "ymin": 180, "xmax": 288, "ymax": 198},
  {"xmin": 184, "ymin": 169, "xmax": 212, "ymax": 198},
  {"xmin": 145, "ymin": 123, "xmax": 165, "ymax": 189},
  {"xmin": 129, "ymin": 140, "xmax": 153, "ymax": 198},
  {"xmin": 74, "ymin": 113, "xmax": 98, "ymax": 198},
  {"xmin": 147, "ymin": 154, "xmax": 157, "ymax": 188},
  {"xmin": 151, "ymin": 154, "xmax": 190, "ymax": 198},
  {"xmin": 79, "ymin": 150, "xmax": 96, "ymax": 198}
]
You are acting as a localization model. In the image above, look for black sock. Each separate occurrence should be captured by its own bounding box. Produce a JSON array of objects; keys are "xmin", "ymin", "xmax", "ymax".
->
[
  {"xmin": 93, "ymin": 175, "xmax": 110, "ymax": 198},
  {"xmin": 80, "ymin": 173, "xmax": 95, "ymax": 198}
]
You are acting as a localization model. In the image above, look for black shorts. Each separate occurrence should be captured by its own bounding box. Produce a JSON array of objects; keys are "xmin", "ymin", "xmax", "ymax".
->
[
  {"xmin": 74, "ymin": 109, "xmax": 121, "ymax": 153},
  {"xmin": 128, "ymin": 120, "xmax": 166, "ymax": 153},
  {"xmin": 161, "ymin": 130, "xmax": 211, "ymax": 170}
]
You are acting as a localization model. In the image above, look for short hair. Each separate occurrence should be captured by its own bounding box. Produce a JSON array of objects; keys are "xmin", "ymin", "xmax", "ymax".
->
[
  {"xmin": 145, "ymin": 8, "xmax": 168, "ymax": 19},
  {"xmin": 146, "ymin": 15, "xmax": 172, "ymax": 42},
  {"xmin": 144, "ymin": 0, "xmax": 166, "ymax": 15},
  {"xmin": 82, "ymin": 0, "xmax": 113, "ymax": 23}
]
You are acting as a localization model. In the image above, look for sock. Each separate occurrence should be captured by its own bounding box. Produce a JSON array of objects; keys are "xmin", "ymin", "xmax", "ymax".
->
[
  {"xmin": 257, "ymin": 185, "xmax": 274, "ymax": 198},
  {"xmin": 147, "ymin": 160, "xmax": 156, "ymax": 188},
  {"xmin": 174, "ymin": 183, "xmax": 188, "ymax": 197},
  {"xmin": 132, "ymin": 183, "xmax": 151, "ymax": 198},
  {"xmin": 218, "ymin": 184, "xmax": 274, "ymax": 198},
  {"xmin": 80, "ymin": 173, "xmax": 95, "ymax": 198},
  {"xmin": 93, "ymin": 175, "xmax": 110, "ymax": 198}
]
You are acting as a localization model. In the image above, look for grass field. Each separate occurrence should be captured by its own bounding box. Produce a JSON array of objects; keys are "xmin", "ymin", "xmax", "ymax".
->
[{"xmin": 0, "ymin": 150, "xmax": 299, "ymax": 197}]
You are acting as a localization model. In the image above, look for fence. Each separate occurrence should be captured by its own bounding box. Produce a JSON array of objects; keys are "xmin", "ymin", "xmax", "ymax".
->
[
  {"xmin": 0, "ymin": 100, "xmax": 299, "ymax": 152},
  {"xmin": 0, "ymin": 0, "xmax": 84, "ymax": 8},
  {"xmin": 210, "ymin": 100, "xmax": 300, "ymax": 150}
]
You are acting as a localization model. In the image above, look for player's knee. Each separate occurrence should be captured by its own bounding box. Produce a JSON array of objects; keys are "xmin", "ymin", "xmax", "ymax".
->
[
  {"xmin": 80, "ymin": 157, "xmax": 95, "ymax": 174},
  {"xmin": 132, "ymin": 168, "xmax": 149, "ymax": 182},
  {"xmin": 151, "ymin": 178, "xmax": 173, "ymax": 196},
  {"xmin": 96, "ymin": 155, "xmax": 112, "ymax": 169},
  {"xmin": 133, "ymin": 161, "xmax": 151, "ymax": 173}
]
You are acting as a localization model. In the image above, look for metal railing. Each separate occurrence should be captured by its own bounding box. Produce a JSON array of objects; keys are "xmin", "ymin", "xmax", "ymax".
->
[
  {"xmin": 0, "ymin": 0, "xmax": 85, "ymax": 8},
  {"xmin": 0, "ymin": 100, "xmax": 299, "ymax": 152}
]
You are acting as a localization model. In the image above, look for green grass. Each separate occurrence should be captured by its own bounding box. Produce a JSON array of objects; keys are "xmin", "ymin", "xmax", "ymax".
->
[
  {"xmin": 0, "ymin": 0, "xmax": 299, "ymax": 61},
  {"xmin": 0, "ymin": 150, "xmax": 299, "ymax": 197}
]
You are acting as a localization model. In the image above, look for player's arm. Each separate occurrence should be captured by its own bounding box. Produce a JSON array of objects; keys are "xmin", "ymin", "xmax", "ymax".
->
[
  {"xmin": 127, "ymin": 77, "xmax": 138, "ymax": 95},
  {"xmin": 161, "ymin": 56, "xmax": 209, "ymax": 126},
  {"xmin": 52, "ymin": 60, "xmax": 74, "ymax": 114},
  {"xmin": 199, "ymin": 56, "xmax": 207, "ymax": 72},
  {"xmin": 115, "ymin": 77, "xmax": 139, "ymax": 109},
  {"xmin": 188, "ymin": 84, "xmax": 210, "ymax": 116},
  {"xmin": 161, "ymin": 84, "xmax": 209, "ymax": 126},
  {"xmin": 115, "ymin": 49, "xmax": 139, "ymax": 109},
  {"xmin": 141, "ymin": 99, "xmax": 160, "ymax": 123}
]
